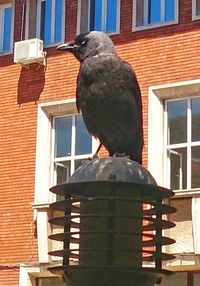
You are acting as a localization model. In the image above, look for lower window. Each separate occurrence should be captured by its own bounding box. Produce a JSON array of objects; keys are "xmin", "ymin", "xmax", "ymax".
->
[
  {"xmin": 165, "ymin": 97, "xmax": 200, "ymax": 191},
  {"xmin": 0, "ymin": 4, "xmax": 12, "ymax": 53},
  {"xmin": 52, "ymin": 114, "xmax": 93, "ymax": 185}
]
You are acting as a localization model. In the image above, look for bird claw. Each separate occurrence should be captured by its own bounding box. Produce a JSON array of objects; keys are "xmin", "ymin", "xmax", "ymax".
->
[{"xmin": 113, "ymin": 153, "xmax": 130, "ymax": 159}]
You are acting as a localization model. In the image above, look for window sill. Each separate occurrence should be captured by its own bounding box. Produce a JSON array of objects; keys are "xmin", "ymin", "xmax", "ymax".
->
[
  {"xmin": 0, "ymin": 50, "xmax": 13, "ymax": 57},
  {"xmin": 132, "ymin": 19, "xmax": 178, "ymax": 32},
  {"xmin": 173, "ymin": 189, "xmax": 200, "ymax": 197},
  {"xmin": 192, "ymin": 15, "xmax": 200, "ymax": 21},
  {"xmin": 32, "ymin": 202, "xmax": 50, "ymax": 210}
]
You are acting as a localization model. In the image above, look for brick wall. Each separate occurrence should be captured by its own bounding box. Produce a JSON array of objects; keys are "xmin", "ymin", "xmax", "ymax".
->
[{"xmin": 1, "ymin": 0, "xmax": 200, "ymax": 284}]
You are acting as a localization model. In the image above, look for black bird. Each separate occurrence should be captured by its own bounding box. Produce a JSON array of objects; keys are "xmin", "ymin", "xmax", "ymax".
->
[{"xmin": 57, "ymin": 31, "xmax": 143, "ymax": 163}]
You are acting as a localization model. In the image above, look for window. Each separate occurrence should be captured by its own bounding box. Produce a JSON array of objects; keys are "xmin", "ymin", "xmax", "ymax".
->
[
  {"xmin": 0, "ymin": 2, "xmax": 13, "ymax": 53},
  {"xmin": 148, "ymin": 79, "xmax": 200, "ymax": 195},
  {"xmin": 34, "ymin": 99, "xmax": 97, "ymax": 264},
  {"xmin": 133, "ymin": 0, "xmax": 178, "ymax": 30},
  {"xmin": 25, "ymin": 0, "xmax": 65, "ymax": 45},
  {"xmin": 192, "ymin": 0, "xmax": 200, "ymax": 20},
  {"xmin": 52, "ymin": 114, "xmax": 93, "ymax": 185},
  {"xmin": 165, "ymin": 98, "xmax": 200, "ymax": 191},
  {"xmin": 78, "ymin": 0, "xmax": 120, "ymax": 34}
]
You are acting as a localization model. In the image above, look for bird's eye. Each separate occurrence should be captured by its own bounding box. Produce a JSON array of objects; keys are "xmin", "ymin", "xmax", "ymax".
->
[{"xmin": 81, "ymin": 40, "xmax": 86, "ymax": 46}]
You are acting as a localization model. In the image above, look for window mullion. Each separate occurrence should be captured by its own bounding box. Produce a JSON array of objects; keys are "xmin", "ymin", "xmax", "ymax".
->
[
  {"xmin": 164, "ymin": 101, "xmax": 169, "ymax": 188},
  {"xmin": 160, "ymin": 0, "xmax": 165, "ymax": 22},
  {"xmin": 51, "ymin": 117, "xmax": 57, "ymax": 186},
  {"xmin": 102, "ymin": 0, "xmax": 106, "ymax": 31},
  {"xmin": 0, "ymin": 8, "xmax": 4, "ymax": 52},
  {"xmin": 36, "ymin": 0, "xmax": 42, "ymax": 38},
  {"xmin": 187, "ymin": 98, "xmax": 192, "ymax": 189},
  {"xmin": 144, "ymin": 0, "xmax": 149, "ymax": 25},
  {"xmin": 51, "ymin": 0, "xmax": 55, "ymax": 43},
  {"xmin": 71, "ymin": 115, "xmax": 76, "ymax": 175},
  {"xmin": 88, "ymin": 0, "xmax": 91, "ymax": 31}
]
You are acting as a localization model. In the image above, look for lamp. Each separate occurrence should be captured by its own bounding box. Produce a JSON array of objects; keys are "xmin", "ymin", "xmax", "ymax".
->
[{"xmin": 48, "ymin": 157, "xmax": 176, "ymax": 286}]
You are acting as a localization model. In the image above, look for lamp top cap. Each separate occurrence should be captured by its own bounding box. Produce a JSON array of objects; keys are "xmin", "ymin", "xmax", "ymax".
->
[{"xmin": 69, "ymin": 157, "xmax": 156, "ymax": 185}]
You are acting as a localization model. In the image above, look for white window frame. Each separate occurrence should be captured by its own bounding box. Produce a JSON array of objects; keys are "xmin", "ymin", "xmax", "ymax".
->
[
  {"xmin": 52, "ymin": 114, "xmax": 94, "ymax": 186},
  {"xmin": 0, "ymin": 1, "xmax": 14, "ymax": 55},
  {"xmin": 77, "ymin": 0, "xmax": 121, "ymax": 35},
  {"xmin": 164, "ymin": 97, "xmax": 200, "ymax": 192},
  {"xmin": 25, "ymin": 0, "xmax": 65, "ymax": 46},
  {"xmin": 192, "ymin": 0, "xmax": 200, "ymax": 20},
  {"xmin": 132, "ymin": 0, "xmax": 179, "ymax": 32},
  {"xmin": 148, "ymin": 79, "xmax": 200, "ymax": 196},
  {"xmin": 33, "ymin": 99, "xmax": 98, "ymax": 264},
  {"xmin": 19, "ymin": 263, "xmax": 61, "ymax": 286}
]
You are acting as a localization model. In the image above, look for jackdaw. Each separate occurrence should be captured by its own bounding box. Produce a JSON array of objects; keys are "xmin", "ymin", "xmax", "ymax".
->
[{"xmin": 57, "ymin": 31, "xmax": 143, "ymax": 163}]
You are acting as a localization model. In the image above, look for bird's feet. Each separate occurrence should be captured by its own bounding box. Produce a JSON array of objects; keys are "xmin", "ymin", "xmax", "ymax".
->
[{"xmin": 113, "ymin": 153, "xmax": 130, "ymax": 159}]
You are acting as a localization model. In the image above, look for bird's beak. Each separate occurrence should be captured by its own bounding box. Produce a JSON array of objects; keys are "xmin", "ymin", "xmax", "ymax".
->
[{"xmin": 56, "ymin": 41, "xmax": 79, "ymax": 52}]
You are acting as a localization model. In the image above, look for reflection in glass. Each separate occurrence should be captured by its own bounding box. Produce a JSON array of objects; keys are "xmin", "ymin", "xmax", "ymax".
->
[
  {"xmin": 55, "ymin": 0, "xmax": 63, "ymax": 42},
  {"xmin": 136, "ymin": 0, "xmax": 144, "ymax": 26},
  {"xmin": 3, "ymin": 7, "xmax": 12, "ymax": 52},
  {"xmin": 54, "ymin": 116, "xmax": 72, "ymax": 158},
  {"xmin": 192, "ymin": 98, "xmax": 200, "ymax": 142},
  {"xmin": 149, "ymin": 0, "xmax": 161, "ymax": 24},
  {"xmin": 90, "ymin": 0, "xmax": 102, "ymax": 31},
  {"xmin": 169, "ymin": 148, "xmax": 187, "ymax": 190},
  {"xmin": 165, "ymin": 0, "xmax": 175, "ymax": 21},
  {"xmin": 167, "ymin": 100, "xmax": 187, "ymax": 144},
  {"xmin": 192, "ymin": 146, "xmax": 200, "ymax": 188},
  {"xmin": 75, "ymin": 115, "xmax": 92, "ymax": 155},
  {"xmin": 55, "ymin": 161, "xmax": 70, "ymax": 201},
  {"xmin": 197, "ymin": 0, "xmax": 200, "ymax": 16},
  {"xmin": 55, "ymin": 161, "xmax": 70, "ymax": 184},
  {"xmin": 106, "ymin": 0, "xmax": 117, "ymax": 32}
]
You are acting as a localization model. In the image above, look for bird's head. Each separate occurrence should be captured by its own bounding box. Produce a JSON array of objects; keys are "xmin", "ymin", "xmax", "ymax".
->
[{"xmin": 57, "ymin": 31, "xmax": 117, "ymax": 62}]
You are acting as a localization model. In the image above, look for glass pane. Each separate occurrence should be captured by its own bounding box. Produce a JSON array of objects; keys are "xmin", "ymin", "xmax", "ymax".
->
[
  {"xmin": 196, "ymin": 0, "xmax": 200, "ymax": 16},
  {"xmin": 55, "ymin": 0, "xmax": 62, "ymax": 42},
  {"xmin": 3, "ymin": 7, "xmax": 12, "ymax": 52},
  {"xmin": 192, "ymin": 146, "xmax": 200, "ymax": 188},
  {"xmin": 54, "ymin": 116, "xmax": 72, "ymax": 158},
  {"xmin": 75, "ymin": 115, "xmax": 92, "ymax": 155},
  {"xmin": 38, "ymin": 277, "xmax": 66, "ymax": 286},
  {"xmin": 165, "ymin": 0, "xmax": 175, "ymax": 21},
  {"xmin": 55, "ymin": 161, "xmax": 70, "ymax": 184},
  {"xmin": 136, "ymin": 0, "xmax": 144, "ymax": 26},
  {"xmin": 80, "ymin": 0, "xmax": 89, "ymax": 33},
  {"xmin": 194, "ymin": 273, "xmax": 200, "ymax": 286},
  {"xmin": 169, "ymin": 148, "xmax": 187, "ymax": 190},
  {"xmin": 44, "ymin": 0, "xmax": 52, "ymax": 44},
  {"xmin": 40, "ymin": 0, "xmax": 46, "ymax": 40},
  {"xmin": 192, "ymin": 98, "xmax": 200, "ymax": 142},
  {"xmin": 106, "ymin": 0, "xmax": 117, "ymax": 32},
  {"xmin": 167, "ymin": 100, "xmax": 187, "ymax": 144},
  {"xmin": 90, "ymin": 0, "xmax": 102, "ymax": 31},
  {"xmin": 149, "ymin": 0, "xmax": 161, "ymax": 24}
]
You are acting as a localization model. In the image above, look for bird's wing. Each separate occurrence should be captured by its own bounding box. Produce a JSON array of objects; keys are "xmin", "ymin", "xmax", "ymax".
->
[{"xmin": 76, "ymin": 54, "xmax": 143, "ymax": 162}]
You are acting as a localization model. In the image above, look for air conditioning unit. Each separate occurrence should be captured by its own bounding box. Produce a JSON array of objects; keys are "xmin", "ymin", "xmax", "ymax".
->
[{"xmin": 14, "ymin": 38, "xmax": 45, "ymax": 65}]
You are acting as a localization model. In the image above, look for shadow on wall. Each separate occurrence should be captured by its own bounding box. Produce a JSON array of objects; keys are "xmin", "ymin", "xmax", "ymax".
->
[{"xmin": 17, "ymin": 64, "xmax": 46, "ymax": 105}]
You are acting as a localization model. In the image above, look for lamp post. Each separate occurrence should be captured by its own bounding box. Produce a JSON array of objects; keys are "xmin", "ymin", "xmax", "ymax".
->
[{"xmin": 48, "ymin": 157, "xmax": 176, "ymax": 286}]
